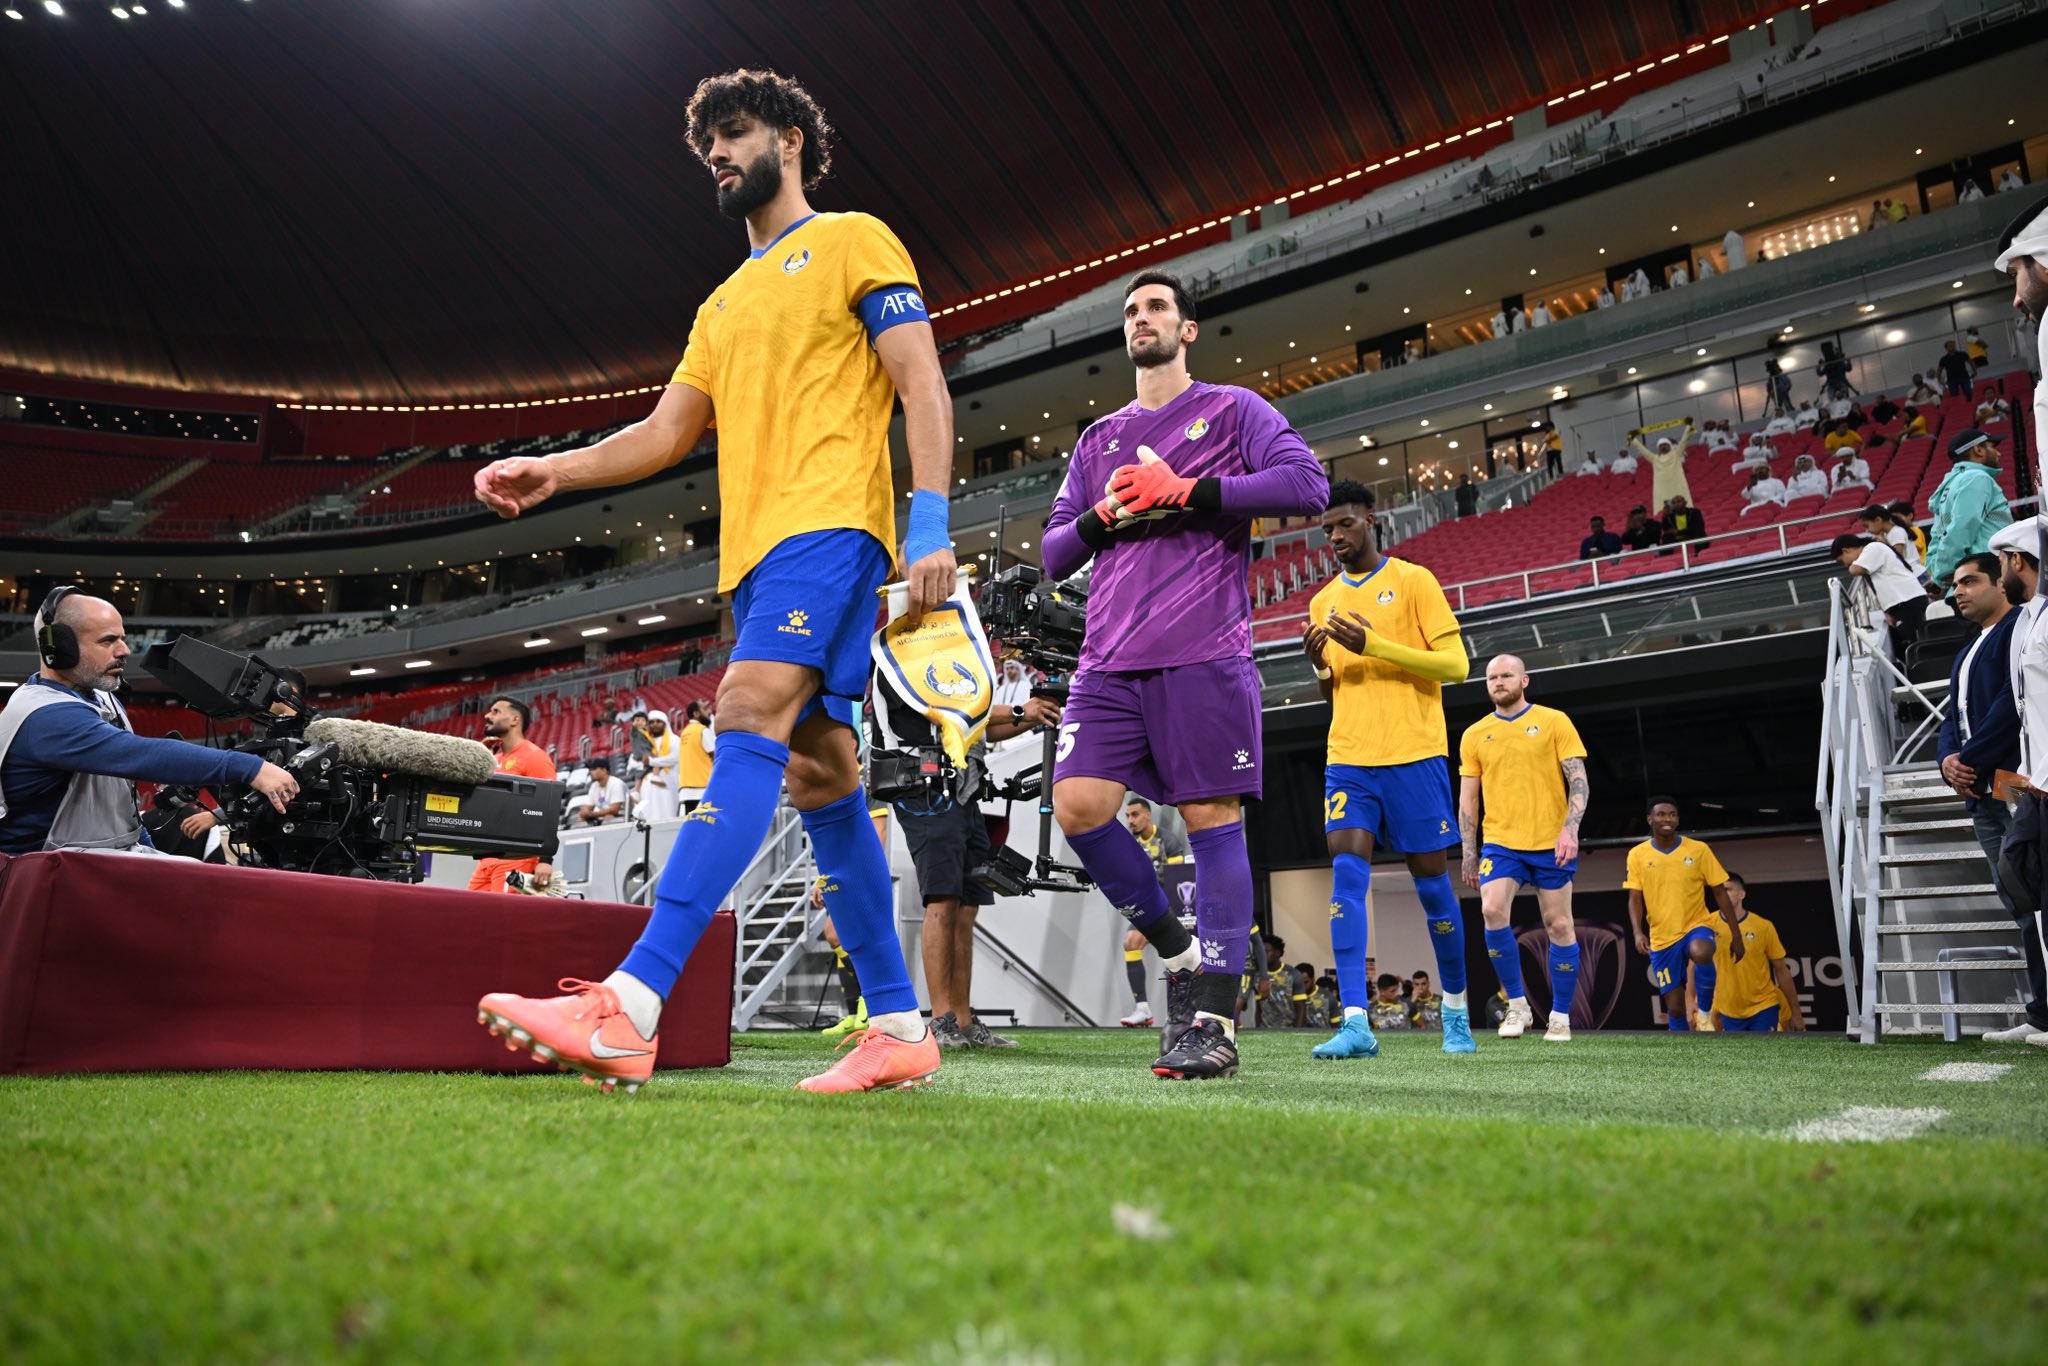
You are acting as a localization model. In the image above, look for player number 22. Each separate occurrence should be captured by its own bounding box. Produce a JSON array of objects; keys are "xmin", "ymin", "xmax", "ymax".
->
[
  {"xmin": 1056, "ymin": 723, "xmax": 1080, "ymax": 763},
  {"xmin": 1324, "ymin": 791, "xmax": 1348, "ymax": 824}
]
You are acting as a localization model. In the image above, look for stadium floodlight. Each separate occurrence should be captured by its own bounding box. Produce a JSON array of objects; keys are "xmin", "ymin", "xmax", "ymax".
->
[
  {"xmin": 43, "ymin": 1, "xmax": 62, "ymax": 14},
  {"xmin": 522, "ymin": 637, "xmax": 551, "ymax": 648},
  {"xmin": 403, "ymin": 660, "xmax": 433, "ymax": 669},
  {"xmin": 5, "ymin": 9, "xmax": 23, "ymax": 19},
  {"xmin": 348, "ymin": 667, "xmax": 375, "ymax": 677},
  {"xmin": 111, "ymin": 5, "xmax": 127, "ymax": 16},
  {"xmin": 637, "ymin": 614, "xmax": 667, "ymax": 626},
  {"xmin": 579, "ymin": 626, "xmax": 607, "ymax": 637}
]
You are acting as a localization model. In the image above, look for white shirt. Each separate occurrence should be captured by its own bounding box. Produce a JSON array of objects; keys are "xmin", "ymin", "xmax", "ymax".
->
[
  {"xmin": 2020, "ymin": 598, "xmax": 2048, "ymax": 776},
  {"xmin": 1885, "ymin": 526, "xmax": 1925, "ymax": 575},
  {"xmin": 1576, "ymin": 459, "xmax": 1602, "ymax": 477},
  {"xmin": 1723, "ymin": 228, "xmax": 1747, "ymax": 270},
  {"xmin": 1855, "ymin": 541, "xmax": 1926, "ymax": 610},
  {"xmin": 993, "ymin": 671, "xmax": 1033, "ymax": 712},
  {"xmin": 1786, "ymin": 468, "xmax": 1830, "ymax": 500},
  {"xmin": 584, "ymin": 775, "xmax": 628, "ymax": 816},
  {"xmin": 1530, "ymin": 303, "xmax": 1552, "ymax": 327},
  {"xmin": 1490, "ymin": 312, "xmax": 1507, "ymax": 337},
  {"xmin": 1795, "ymin": 405, "xmax": 1820, "ymax": 425},
  {"xmin": 1696, "ymin": 258, "xmax": 1716, "ymax": 279},
  {"xmin": 1510, "ymin": 310, "xmax": 1528, "ymax": 333},
  {"xmin": 1610, "ymin": 453, "xmax": 1638, "ymax": 474},
  {"xmin": 1744, "ymin": 478, "xmax": 1786, "ymax": 506},
  {"xmin": 1706, "ymin": 429, "xmax": 1738, "ymax": 452},
  {"xmin": 1999, "ymin": 169, "xmax": 2026, "ymax": 192},
  {"xmin": 1762, "ymin": 416, "xmax": 1795, "ymax": 437},
  {"xmin": 1959, "ymin": 181, "xmax": 1986, "ymax": 203},
  {"xmin": 1826, "ymin": 397, "xmax": 1854, "ymax": 420},
  {"xmin": 1833, "ymin": 457, "xmax": 1871, "ymax": 488},
  {"xmin": 1597, "ymin": 289, "xmax": 1615, "ymax": 309},
  {"xmin": 1669, "ymin": 266, "xmax": 1689, "ymax": 287}
]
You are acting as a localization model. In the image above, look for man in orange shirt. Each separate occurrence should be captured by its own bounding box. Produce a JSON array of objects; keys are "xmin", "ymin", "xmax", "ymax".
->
[{"xmin": 468, "ymin": 695, "xmax": 559, "ymax": 893}]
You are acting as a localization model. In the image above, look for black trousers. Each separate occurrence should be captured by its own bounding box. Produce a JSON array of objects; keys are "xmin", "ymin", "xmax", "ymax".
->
[{"xmin": 1993, "ymin": 794, "xmax": 2048, "ymax": 1030}]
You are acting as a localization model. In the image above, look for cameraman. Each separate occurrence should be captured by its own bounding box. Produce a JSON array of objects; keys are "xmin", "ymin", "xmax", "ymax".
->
[
  {"xmin": 869, "ymin": 660, "xmax": 1061, "ymax": 1049},
  {"xmin": 0, "ymin": 589, "xmax": 295, "ymax": 855}
]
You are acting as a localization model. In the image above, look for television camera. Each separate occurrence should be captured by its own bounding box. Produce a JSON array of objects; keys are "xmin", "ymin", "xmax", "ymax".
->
[
  {"xmin": 964, "ymin": 565, "xmax": 1093, "ymax": 897},
  {"xmin": 141, "ymin": 636, "xmax": 562, "ymax": 881}
]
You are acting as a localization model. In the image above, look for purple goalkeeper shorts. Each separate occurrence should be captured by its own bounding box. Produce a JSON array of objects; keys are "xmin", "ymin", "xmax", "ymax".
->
[{"xmin": 1052, "ymin": 657, "xmax": 1263, "ymax": 804}]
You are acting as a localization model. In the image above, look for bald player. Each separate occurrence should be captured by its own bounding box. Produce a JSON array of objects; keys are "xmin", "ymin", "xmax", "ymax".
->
[{"xmin": 1457, "ymin": 654, "xmax": 1588, "ymax": 1041}]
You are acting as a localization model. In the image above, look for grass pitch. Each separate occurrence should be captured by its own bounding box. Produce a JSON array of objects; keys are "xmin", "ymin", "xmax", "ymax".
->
[{"xmin": 4, "ymin": 1030, "xmax": 2045, "ymax": 1364}]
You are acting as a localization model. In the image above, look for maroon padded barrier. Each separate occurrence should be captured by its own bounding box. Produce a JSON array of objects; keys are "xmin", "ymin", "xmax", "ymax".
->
[{"xmin": 0, "ymin": 850, "xmax": 731, "ymax": 1075}]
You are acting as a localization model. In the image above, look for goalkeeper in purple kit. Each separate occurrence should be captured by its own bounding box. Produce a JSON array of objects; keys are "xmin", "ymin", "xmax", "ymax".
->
[{"xmin": 1041, "ymin": 270, "xmax": 1327, "ymax": 1080}]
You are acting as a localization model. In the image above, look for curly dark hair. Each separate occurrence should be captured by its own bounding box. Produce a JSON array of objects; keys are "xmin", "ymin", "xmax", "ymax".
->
[
  {"xmin": 1326, "ymin": 477, "xmax": 1377, "ymax": 510},
  {"xmin": 684, "ymin": 69, "xmax": 835, "ymax": 189}
]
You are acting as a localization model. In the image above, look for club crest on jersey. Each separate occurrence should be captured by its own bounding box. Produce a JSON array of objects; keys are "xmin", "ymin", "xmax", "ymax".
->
[
  {"xmin": 1184, "ymin": 416, "xmax": 1210, "ymax": 441},
  {"xmin": 782, "ymin": 248, "xmax": 812, "ymax": 274},
  {"xmin": 1376, "ymin": 589, "xmax": 1396, "ymax": 606},
  {"xmin": 1525, "ymin": 724, "xmax": 1542, "ymax": 737}
]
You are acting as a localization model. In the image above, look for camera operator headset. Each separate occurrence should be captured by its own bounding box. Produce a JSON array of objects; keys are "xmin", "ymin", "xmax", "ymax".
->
[{"xmin": 0, "ymin": 587, "xmax": 297, "ymax": 856}]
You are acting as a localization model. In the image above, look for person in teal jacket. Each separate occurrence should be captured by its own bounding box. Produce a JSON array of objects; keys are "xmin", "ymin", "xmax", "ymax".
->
[{"xmin": 1926, "ymin": 428, "xmax": 2012, "ymax": 594}]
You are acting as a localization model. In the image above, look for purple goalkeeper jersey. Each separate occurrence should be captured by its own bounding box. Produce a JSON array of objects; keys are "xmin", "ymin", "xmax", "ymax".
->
[{"xmin": 1043, "ymin": 380, "xmax": 1327, "ymax": 673}]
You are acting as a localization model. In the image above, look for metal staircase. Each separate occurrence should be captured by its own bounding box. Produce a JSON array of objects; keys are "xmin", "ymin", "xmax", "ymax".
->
[
  {"xmin": 1817, "ymin": 579, "xmax": 2030, "ymax": 1042},
  {"xmin": 723, "ymin": 804, "xmax": 835, "ymax": 1031}
]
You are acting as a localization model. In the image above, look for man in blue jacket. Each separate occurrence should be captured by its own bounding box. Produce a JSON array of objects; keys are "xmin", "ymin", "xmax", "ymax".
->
[
  {"xmin": 1937, "ymin": 553, "xmax": 2021, "ymax": 910},
  {"xmin": 1926, "ymin": 429, "xmax": 2013, "ymax": 595},
  {"xmin": 0, "ymin": 589, "xmax": 296, "ymax": 855}
]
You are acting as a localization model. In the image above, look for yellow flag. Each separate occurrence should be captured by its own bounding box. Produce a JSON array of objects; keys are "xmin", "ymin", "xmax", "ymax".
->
[{"xmin": 871, "ymin": 585, "xmax": 996, "ymax": 770}]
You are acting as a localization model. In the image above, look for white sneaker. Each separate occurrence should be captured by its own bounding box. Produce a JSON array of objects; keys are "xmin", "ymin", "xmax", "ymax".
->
[
  {"xmin": 1118, "ymin": 1003, "xmax": 1154, "ymax": 1028},
  {"xmin": 1695, "ymin": 1011, "xmax": 1716, "ymax": 1032},
  {"xmin": 1982, "ymin": 1021, "xmax": 2048, "ymax": 1044},
  {"xmin": 1544, "ymin": 1013, "xmax": 1572, "ymax": 1041},
  {"xmin": 2028, "ymin": 1032, "xmax": 2048, "ymax": 1049},
  {"xmin": 1497, "ymin": 999, "xmax": 1535, "ymax": 1039}
]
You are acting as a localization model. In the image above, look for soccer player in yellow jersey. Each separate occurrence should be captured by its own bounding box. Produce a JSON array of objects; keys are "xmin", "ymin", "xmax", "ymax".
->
[
  {"xmin": 1457, "ymin": 655, "xmax": 1588, "ymax": 1043},
  {"xmin": 1302, "ymin": 480, "xmax": 1475, "ymax": 1060},
  {"xmin": 1624, "ymin": 797, "xmax": 1738, "ymax": 1031},
  {"xmin": 1706, "ymin": 875, "xmax": 1805, "ymax": 1032},
  {"xmin": 472, "ymin": 70, "xmax": 957, "ymax": 1095}
]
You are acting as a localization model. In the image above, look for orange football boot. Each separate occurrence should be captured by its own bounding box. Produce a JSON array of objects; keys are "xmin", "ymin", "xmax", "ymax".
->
[
  {"xmin": 478, "ymin": 978, "xmax": 658, "ymax": 1095},
  {"xmin": 796, "ymin": 1026, "xmax": 941, "ymax": 1093}
]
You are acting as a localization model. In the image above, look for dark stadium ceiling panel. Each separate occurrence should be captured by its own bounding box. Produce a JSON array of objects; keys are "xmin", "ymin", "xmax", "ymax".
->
[{"xmin": 0, "ymin": 0, "xmax": 1786, "ymax": 404}]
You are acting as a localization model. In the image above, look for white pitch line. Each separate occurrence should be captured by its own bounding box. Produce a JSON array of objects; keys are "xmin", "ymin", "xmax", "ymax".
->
[
  {"xmin": 1920, "ymin": 1062, "xmax": 2013, "ymax": 1083},
  {"xmin": 1786, "ymin": 1106, "xmax": 1948, "ymax": 1143}
]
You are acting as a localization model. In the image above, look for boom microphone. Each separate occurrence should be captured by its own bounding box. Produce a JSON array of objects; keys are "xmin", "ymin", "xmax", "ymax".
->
[{"xmin": 303, "ymin": 717, "xmax": 498, "ymax": 786}]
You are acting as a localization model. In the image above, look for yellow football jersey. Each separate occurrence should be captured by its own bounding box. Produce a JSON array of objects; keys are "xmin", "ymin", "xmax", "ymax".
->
[
  {"xmin": 671, "ymin": 212, "xmax": 921, "ymax": 593},
  {"xmin": 1457, "ymin": 703, "xmax": 1587, "ymax": 851},
  {"xmin": 1623, "ymin": 836, "xmax": 1729, "ymax": 950},
  {"xmin": 1709, "ymin": 911, "xmax": 1788, "ymax": 1020},
  {"xmin": 1311, "ymin": 557, "xmax": 1461, "ymax": 767}
]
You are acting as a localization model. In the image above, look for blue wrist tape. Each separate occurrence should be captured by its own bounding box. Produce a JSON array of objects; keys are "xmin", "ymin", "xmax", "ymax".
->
[{"xmin": 904, "ymin": 489, "xmax": 952, "ymax": 567}]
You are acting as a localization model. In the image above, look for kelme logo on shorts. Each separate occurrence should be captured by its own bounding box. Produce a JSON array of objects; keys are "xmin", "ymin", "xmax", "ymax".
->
[
  {"xmin": 1328, "ymin": 900, "xmax": 1344, "ymax": 920},
  {"xmin": 1184, "ymin": 416, "xmax": 1209, "ymax": 441},
  {"xmin": 780, "ymin": 609, "xmax": 812, "ymax": 637},
  {"xmin": 782, "ymin": 248, "xmax": 812, "ymax": 274}
]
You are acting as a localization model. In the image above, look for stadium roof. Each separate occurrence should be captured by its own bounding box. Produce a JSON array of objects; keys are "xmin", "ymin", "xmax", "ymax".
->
[{"xmin": 2, "ymin": 0, "xmax": 1789, "ymax": 404}]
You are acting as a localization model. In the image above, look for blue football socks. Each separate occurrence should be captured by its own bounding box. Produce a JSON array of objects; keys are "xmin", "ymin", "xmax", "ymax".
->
[
  {"xmin": 1549, "ymin": 941, "xmax": 1581, "ymax": 1021},
  {"xmin": 1484, "ymin": 925, "xmax": 1524, "ymax": 999},
  {"xmin": 619, "ymin": 729, "xmax": 789, "ymax": 998},
  {"xmin": 1329, "ymin": 852, "xmax": 1372, "ymax": 1009},
  {"xmin": 1548, "ymin": 946, "xmax": 1581, "ymax": 1019},
  {"xmin": 800, "ymin": 789, "xmax": 917, "ymax": 1017},
  {"xmin": 1415, "ymin": 872, "xmax": 1467, "ymax": 995}
]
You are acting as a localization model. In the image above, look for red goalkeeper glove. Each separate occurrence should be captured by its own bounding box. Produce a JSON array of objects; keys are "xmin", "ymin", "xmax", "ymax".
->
[{"xmin": 1108, "ymin": 446, "xmax": 1199, "ymax": 516}]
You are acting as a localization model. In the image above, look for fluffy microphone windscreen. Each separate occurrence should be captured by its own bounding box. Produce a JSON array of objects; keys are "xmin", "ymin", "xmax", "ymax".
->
[{"xmin": 303, "ymin": 717, "xmax": 498, "ymax": 786}]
